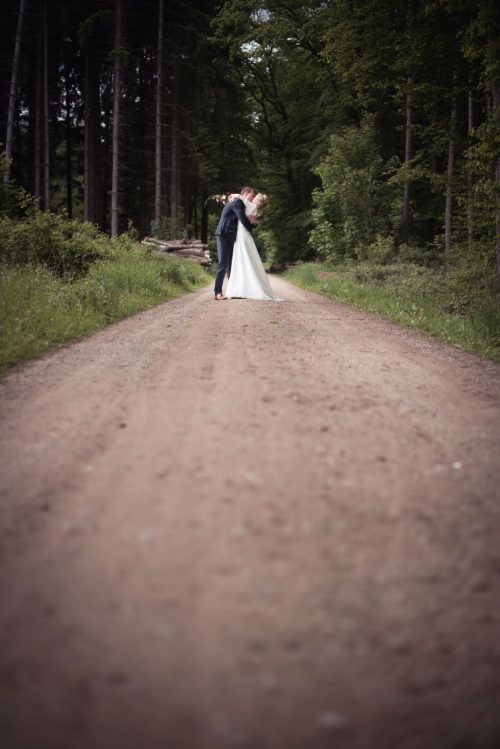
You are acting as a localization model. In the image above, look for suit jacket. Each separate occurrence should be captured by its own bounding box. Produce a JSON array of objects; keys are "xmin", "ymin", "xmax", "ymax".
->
[{"xmin": 215, "ymin": 198, "xmax": 254, "ymax": 241}]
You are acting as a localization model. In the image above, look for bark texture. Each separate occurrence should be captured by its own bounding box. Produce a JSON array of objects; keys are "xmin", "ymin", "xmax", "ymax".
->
[
  {"xmin": 4, "ymin": 0, "xmax": 26, "ymax": 184},
  {"xmin": 111, "ymin": 0, "xmax": 122, "ymax": 238},
  {"xmin": 154, "ymin": 0, "xmax": 164, "ymax": 224}
]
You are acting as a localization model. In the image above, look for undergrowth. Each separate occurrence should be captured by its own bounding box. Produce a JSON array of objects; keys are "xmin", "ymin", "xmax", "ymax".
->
[
  {"xmin": 285, "ymin": 261, "xmax": 500, "ymax": 362},
  {"xmin": 0, "ymin": 235, "xmax": 209, "ymax": 370}
]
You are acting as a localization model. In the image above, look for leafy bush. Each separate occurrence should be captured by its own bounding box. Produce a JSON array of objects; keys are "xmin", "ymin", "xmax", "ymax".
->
[
  {"xmin": 358, "ymin": 234, "xmax": 394, "ymax": 264},
  {"xmin": 0, "ymin": 210, "xmax": 111, "ymax": 277},
  {"xmin": 309, "ymin": 115, "xmax": 396, "ymax": 262},
  {"xmin": 397, "ymin": 240, "xmax": 444, "ymax": 267}
]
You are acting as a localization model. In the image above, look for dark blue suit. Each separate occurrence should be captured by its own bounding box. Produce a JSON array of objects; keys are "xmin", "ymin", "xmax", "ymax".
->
[{"xmin": 214, "ymin": 198, "xmax": 254, "ymax": 295}]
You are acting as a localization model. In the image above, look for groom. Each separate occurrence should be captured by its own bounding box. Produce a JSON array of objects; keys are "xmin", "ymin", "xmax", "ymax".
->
[{"xmin": 214, "ymin": 186, "xmax": 256, "ymax": 300}]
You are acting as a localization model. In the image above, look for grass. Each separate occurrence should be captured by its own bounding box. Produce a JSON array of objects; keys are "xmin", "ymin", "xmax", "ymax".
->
[
  {"xmin": 0, "ymin": 246, "xmax": 210, "ymax": 371},
  {"xmin": 284, "ymin": 262, "xmax": 500, "ymax": 362}
]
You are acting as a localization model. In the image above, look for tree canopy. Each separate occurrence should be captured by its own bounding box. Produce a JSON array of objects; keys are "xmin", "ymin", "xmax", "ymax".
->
[{"xmin": 1, "ymin": 0, "xmax": 499, "ymax": 274}]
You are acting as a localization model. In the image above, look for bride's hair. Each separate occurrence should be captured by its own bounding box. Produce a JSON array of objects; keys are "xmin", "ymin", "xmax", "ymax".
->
[{"xmin": 254, "ymin": 193, "xmax": 268, "ymax": 216}]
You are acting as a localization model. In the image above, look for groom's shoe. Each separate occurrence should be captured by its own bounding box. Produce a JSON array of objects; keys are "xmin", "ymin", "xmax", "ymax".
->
[{"xmin": 214, "ymin": 293, "xmax": 226, "ymax": 300}]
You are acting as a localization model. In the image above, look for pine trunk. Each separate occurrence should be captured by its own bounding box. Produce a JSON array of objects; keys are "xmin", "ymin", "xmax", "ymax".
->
[
  {"xmin": 84, "ymin": 46, "xmax": 102, "ymax": 225},
  {"xmin": 34, "ymin": 13, "xmax": 42, "ymax": 200},
  {"xmin": 170, "ymin": 70, "xmax": 179, "ymax": 220},
  {"xmin": 493, "ymin": 87, "xmax": 500, "ymax": 278},
  {"xmin": 83, "ymin": 48, "xmax": 92, "ymax": 222},
  {"xmin": 401, "ymin": 83, "xmax": 412, "ymax": 244},
  {"xmin": 154, "ymin": 0, "xmax": 164, "ymax": 224},
  {"xmin": 467, "ymin": 79, "xmax": 474, "ymax": 250},
  {"xmin": 111, "ymin": 0, "xmax": 122, "ymax": 238},
  {"xmin": 65, "ymin": 60, "xmax": 72, "ymax": 218},
  {"xmin": 444, "ymin": 93, "xmax": 456, "ymax": 253},
  {"xmin": 400, "ymin": 0, "xmax": 414, "ymax": 246},
  {"xmin": 201, "ymin": 190, "xmax": 208, "ymax": 244},
  {"xmin": 193, "ymin": 191, "xmax": 198, "ymax": 238},
  {"xmin": 4, "ymin": 0, "xmax": 25, "ymax": 184},
  {"xmin": 42, "ymin": 1, "xmax": 50, "ymax": 210}
]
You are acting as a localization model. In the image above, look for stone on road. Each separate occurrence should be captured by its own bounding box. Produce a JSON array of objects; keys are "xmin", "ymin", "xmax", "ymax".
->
[{"xmin": 1, "ymin": 277, "xmax": 499, "ymax": 749}]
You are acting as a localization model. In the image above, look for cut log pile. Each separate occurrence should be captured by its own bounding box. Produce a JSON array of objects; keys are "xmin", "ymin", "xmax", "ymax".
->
[{"xmin": 141, "ymin": 236, "xmax": 211, "ymax": 266}]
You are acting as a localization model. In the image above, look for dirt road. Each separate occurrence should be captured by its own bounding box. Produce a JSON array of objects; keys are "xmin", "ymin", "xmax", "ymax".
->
[{"xmin": 1, "ymin": 276, "xmax": 499, "ymax": 749}]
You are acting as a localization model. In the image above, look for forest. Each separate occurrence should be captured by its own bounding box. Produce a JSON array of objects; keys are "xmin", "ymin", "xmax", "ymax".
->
[{"xmin": 1, "ymin": 0, "xmax": 499, "ymax": 363}]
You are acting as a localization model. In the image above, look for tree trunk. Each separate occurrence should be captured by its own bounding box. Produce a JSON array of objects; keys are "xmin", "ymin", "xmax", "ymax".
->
[
  {"xmin": 83, "ymin": 48, "xmax": 92, "ymax": 222},
  {"xmin": 111, "ymin": 0, "xmax": 122, "ymax": 238},
  {"xmin": 102, "ymin": 81, "xmax": 112, "ymax": 232},
  {"xmin": 493, "ymin": 86, "xmax": 500, "ymax": 278},
  {"xmin": 84, "ymin": 42, "xmax": 102, "ymax": 226},
  {"xmin": 170, "ymin": 69, "xmax": 179, "ymax": 221},
  {"xmin": 193, "ymin": 190, "xmax": 198, "ymax": 238},
  {"xmin": 34, "ymin": 11, "xmax": 42, "ymax": 200},
  {"xmin": 154, "ymin": 0, "xmax": 164, "ymax": 224},
  {"xmin": 467, "ymin": 77, "xmax": 474, "ymax": 250},
  {"xmin": 401, "ymin": 82, "xmax": 412, "ymax": 244},
  {"xmin": 400, "ymin": 0, "xmax": 414, "ymax": 245},
  {"xmin": 65, "ymin": 58, "xmax": 72, "ymax": 218},
  {"xmin": 42, "ymin": 1, "xmax": 50, "ymax": 210},
  {"xmin": 201, "ymin": 190, "xmax": 208, "ymax": 244},
  {"xmin": 444, "ymin": 92, "xmax": 457, "ymax": 253},
  {"xmin": 4, "ymin": 0, "xmax": 26, "ymax": 184}
]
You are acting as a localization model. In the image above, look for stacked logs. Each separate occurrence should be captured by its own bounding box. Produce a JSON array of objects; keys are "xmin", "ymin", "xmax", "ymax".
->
[{"xmin": 141, "ymin": 236, "xmax": 211, "ymax": 266}]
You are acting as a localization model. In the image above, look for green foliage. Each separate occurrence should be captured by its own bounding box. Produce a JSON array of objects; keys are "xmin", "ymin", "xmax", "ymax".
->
[
  {"xmin": 0, "ymin": 246, "xmax": 209, "ymax": 370},
  {"xmin": 4, "ymin": 0, "xmax": 500, "ymax": 300},
  {"xmin": 211, "ymin": 0, "xmax": 326, "ymax": 264},
  {"xmin": 0, "ymin": 150, "xmax": 39, "ymax": 218},
  {"xmin": 310, "ymin": 116, "xmax": 396, "ymax": 262},
  {"xmin": 359, "ymin": 234, "xmax": 395, "ymax": 264},
  {"xmin": 150, "ymin": 216, "xmax": 187, "ymax": 241},
  {"xmin": 0, "ymin": 210, "xmax": 112, "ymax": 278},
  {"xmin": 462, "ymin": 115, "xmax": 500, "ymax": 261}
]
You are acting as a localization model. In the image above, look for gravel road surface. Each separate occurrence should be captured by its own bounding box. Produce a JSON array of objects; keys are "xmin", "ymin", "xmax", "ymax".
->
[{"xmin": 1, "ymin": 276, "xmax": 499, "ymax": 749}]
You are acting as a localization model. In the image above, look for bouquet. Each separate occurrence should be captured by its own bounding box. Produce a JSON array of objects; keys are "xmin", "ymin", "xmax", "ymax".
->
[{"xmin": 206, "ymin": 192, "xmax": 239, "ymax": 206}]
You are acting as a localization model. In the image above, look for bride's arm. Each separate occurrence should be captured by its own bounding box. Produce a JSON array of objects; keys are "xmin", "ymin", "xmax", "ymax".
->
[
  {"xmin": 231, "ymin": 199, "xmax": 254, "ymax": 233},
  {"xmin": 245, "ymin": 201, "xmax": 258, "ymax": 223}
]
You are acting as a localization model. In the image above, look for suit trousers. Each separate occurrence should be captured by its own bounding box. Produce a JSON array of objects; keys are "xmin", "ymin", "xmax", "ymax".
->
[{"xmin": 214, "ymin": 235, "xmax": 235, "ymax": 294}]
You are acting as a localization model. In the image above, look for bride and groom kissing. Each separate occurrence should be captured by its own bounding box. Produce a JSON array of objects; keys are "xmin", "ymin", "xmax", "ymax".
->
[{"xmin": 214, "ymin": 186, "xmax": 281, "ymax": 302}]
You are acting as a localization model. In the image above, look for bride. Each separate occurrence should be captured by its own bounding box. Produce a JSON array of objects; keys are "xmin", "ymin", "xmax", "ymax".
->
[{"xmin": 226, "ymin": 194, "xmax": 282, "ymax": 301}]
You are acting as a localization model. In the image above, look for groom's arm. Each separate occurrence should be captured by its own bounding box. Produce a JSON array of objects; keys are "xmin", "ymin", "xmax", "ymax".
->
[{"xmin": 231, "ymin": 199, "xmax": 254, "ymax": 233}]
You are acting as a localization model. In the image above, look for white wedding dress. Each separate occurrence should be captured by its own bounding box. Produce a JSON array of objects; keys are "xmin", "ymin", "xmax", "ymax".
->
[{"xmin": 226, "ymin": 199, "xmax": 282, "ymax": 301}]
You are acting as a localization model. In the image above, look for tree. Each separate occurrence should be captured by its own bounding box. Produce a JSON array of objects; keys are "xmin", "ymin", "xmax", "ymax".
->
[
  {"xmin": 42, "ymin": 0, "xmax": 50, "ymax": 209},
  {"xmin": 81, "ymin": 8, "xmax": 110, "ymax": 226},
  {"xmin": 154, "ymin": 0, "xmax": 164, "ymax": 224},
  {"xmin": 400, "ymin": 0, "xmax": 415, "ymax": 244},
  {"xmin": 444, "ymin": 72, "xmax": 457, "ymax": 253},
  {"xmin": 4, "ymin": 0, "xmax": 26, "ymax": 184},
  {"xmin": 111, "ymin": 0, "xmax": 122, "ymax": 237}
]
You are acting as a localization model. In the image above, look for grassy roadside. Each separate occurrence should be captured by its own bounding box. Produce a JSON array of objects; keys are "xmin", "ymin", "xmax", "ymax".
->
[
  {"xmin": 284, "ymin": 262, "xmax": 500, "ymax": 362},
  {"xmin": 0, "ymin": 247, "xmax": 210, "ymax": 371}
]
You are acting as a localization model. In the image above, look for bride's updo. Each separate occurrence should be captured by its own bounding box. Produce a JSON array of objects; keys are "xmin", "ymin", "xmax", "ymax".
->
[{"xmin": 253, "ymin": 193, "xmax": 268, "ymax": 215}]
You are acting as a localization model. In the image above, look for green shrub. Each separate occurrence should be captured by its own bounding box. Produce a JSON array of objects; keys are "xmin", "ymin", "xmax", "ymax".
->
[
  {"xmin": 309, "ymin": 115, "xmax": 396, "ymax": 262},
  {"xmin": 0, "ymin": 210, "xmax": 111, "ymax": 277},
  {"xmin": 358, "ymin": 234, "xmax": 394, "ymax": 264},
  {"xmin": 397, "ymin": 232, "xmax": 448, "ymax": 268}
]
